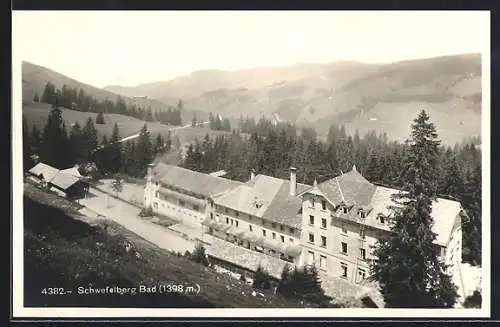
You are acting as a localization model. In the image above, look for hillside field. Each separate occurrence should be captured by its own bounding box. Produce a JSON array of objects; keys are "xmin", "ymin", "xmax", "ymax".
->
[{"xmin": 22, "ymin": 102, "xmax": 233, "ymax": 145}]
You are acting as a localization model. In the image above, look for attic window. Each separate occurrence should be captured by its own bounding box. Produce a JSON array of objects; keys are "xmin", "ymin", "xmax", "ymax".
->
[
  {"xmin": 358, "ymin": 209, "xmax": 366, "ymax": 219},
  {"xmin": 342, "ymin": 207, "xmax": 349, "ymax": 214},
  {"xmin": 378, "ymin": 215, "xmax": 385, "ymax": 224},
  {"xmin": 254, "ymin": 199, "xmax": 264, "ymax": 209}
]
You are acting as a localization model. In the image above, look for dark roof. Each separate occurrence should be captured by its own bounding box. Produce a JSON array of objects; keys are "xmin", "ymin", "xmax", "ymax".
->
[
  {"xmin": 316, "ymin": 168, "xmax": 376, "ymax": 206},
  {"xmin": 151, "ymin": 163, "xmax": 243, "ymax": 198},
  {"xmin": 214, "ymin": 174, "xmax": 310, "ymax": 228}
]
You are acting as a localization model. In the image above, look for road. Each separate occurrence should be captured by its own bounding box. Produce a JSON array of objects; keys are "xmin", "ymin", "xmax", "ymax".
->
[
  {"xmin": 79, "ymin": 187, "xmax": 195, "ymax": 253},
  {"xmin": 118, "ymin": 121, "xmax": 209, "ymax": 143}
]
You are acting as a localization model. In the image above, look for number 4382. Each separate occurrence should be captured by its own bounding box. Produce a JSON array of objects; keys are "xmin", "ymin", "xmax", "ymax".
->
[{"xmin": 41, "ymin": 287, "xmax": 66, "ymax": 295}]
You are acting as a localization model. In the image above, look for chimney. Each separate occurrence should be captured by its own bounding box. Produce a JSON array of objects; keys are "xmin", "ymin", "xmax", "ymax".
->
[
  {"xmin": 290, "ymin": 167, "xmax": 297, "ymax": 196},
  {"xmin": 251, "ymin": 169, "xmax": 256, "ymax": 181}
]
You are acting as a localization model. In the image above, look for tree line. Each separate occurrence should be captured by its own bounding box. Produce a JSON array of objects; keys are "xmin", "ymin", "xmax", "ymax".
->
[
  {"xmin": 181, "ymin": 115, "xmax": 481, "ymax": 268},
  {"xmin": 37, "ymin": 82, "xmax": 183, "ymax": 126},
  {"xmin": 23, "ymin": 107, "xmax": 172, "ymax": 179},
  {"xmin": 208, "ymin": 112, "xmax": 231, "ymax": 131}
]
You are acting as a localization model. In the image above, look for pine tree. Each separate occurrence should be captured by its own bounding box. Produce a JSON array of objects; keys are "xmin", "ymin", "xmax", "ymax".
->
[
  {"xmin": 96, "ymin": 111, "xmax": 106, "ymax": 124},
  {"xmin": 191, "ymin": 114, "xmax": 197, "ymax": 127},
  {"xmin": 370, "ymin": 110, "xmax": 458, "ymax": 308},
  {"xmin": 41, "ymin": 82, "xmax": 56, "ymax": 104},
  {"xmin": 33, "ymin": 93, "xmax": 40, "ymax": 103},
  {"xmin": 189, "ymin": 243, "xmax": 209, "ymax": 266},
  {"xmin": 108, "ymin": 123, "xmax": 122, "ymax": 173},
  {"xmin": 154, "ymin": 133, "xmax": 165, "ymax": 155},
  {"xmin": 82, "ymin": 117, "xmax": 99, "ymax": 162},
  {"xmin": 222, "ymin": 118, "xmax": 231, "ymax": 131},
  {"xmin": 252, "ymin": 265, "xmax": 272, "ymax": 290},
  {"xmin": 41, "ymin": 107, "xmax": 72, "ymax": 168},
  {"xmin": 23, "ymin": 115, "xmax": 33, "ymax": 170},
  {"xmin": 135, "ymin": 124, "xmax": 153, "ymax": 174},
  {"xmin": 461, "ymin": 162, "xmax": 482, "ymax": 266},
  {"xmin": 30, "ymin": 125, "xmax": 42, "ymax": 156},
  {"xmin": 69, "ymin": 122, "xmax": 86, "ymax": 164}
]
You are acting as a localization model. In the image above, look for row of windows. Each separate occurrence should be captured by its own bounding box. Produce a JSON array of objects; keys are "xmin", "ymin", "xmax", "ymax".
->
[
  {"xmin": 309, "ymin": 198, "xmax": 368, "ymax": 218},
  {"xmin": 307, "ymin": 233, "xmax": 367, "ymax": 260},
  {"xmin": 215, "ymin": 215, "xmax": 295, "ymax": 244},
  {"xmin": 308, "ymin": 217, "xmax": 367, "ymax": 238},
  {"xmin": 311, "ymin": 198, "xmax": 328, "ymax": 211},
  {"xmin": 155, "ymin": 192, "xmax": 200, "ymax": 211},
  {"xmin": 213, "ymin": 208, "xmax": 296, "ymax": 235},
  {"xmin": 307, "ymin": 251, "xmax": 367, "ymax": 282}
]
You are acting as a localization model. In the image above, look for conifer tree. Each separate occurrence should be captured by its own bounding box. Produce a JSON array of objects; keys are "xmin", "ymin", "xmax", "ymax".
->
[
  {"xmin": 191, "ymin": 114, "xmax": 197, "ymax": 127},
  {"xmin": 96, "ymin": 111, "xmax": 106, "ymax": 124},
  {"xmin": 108, "ymin": 123, "xmax": 122, "ymax": 173},
  {"xmin": 69, "ymin": 122, "xmax": 86, "ymax": 164},
  {"xmin": 82, "ymin": 117, "xmax": 99, "ymax": 162},
  {"xmin": 41, "ymin": 107, "xmax": 71, "ymax": 168},
  {"xmin": 33, "ymin": 93, "xmax": 40, "ymax": 103},
  {"xmin": 370, "ymin": 110, "xmax": 458, "ymax": 308},
  {"xmin": 23, "ymin": 115, "xmax": 33, "ymax": 170},
  {"xmin": 252, "ymin": 265, "xmax": 272, "ymax": 290},
  {"xmin": 154, "ymin": 133, "xmax": 165, "ymax": 155},
  {"xmin": 30, "ymin": 125, "xmax": 42, "ymax": 156},
  {"xmin": 135, "ymin": 124, "xmax": 153, "ymax": 174}
]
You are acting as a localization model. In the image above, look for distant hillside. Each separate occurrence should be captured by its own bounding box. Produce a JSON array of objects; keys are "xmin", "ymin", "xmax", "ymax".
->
[
  {"xmin": 21, "ymin": 61, "xmax": 208, "ymax": 123},
  {"xmin": 105, "ymin": 53, "xmax": 482, "ymax": 145}
]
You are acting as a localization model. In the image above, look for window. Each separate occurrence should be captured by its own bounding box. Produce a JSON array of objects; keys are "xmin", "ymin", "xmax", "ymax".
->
[
  {"xmin": 249, "ymin": 224, "xmax": 253, "ymax": 232},
  {"xmin": 262, "ymin": 229, "xmax": 266, "ymax": 237},
  {"xmin": 272, "ymin": 232, "xmax": 276, "ymax": 239},
  {"xmin": 360, "ymin": 248, "xmax": 366, "ymax": 260},
  {"xmin": 322, "ymin": 200, "xmax": 327, "ymax": 210},
  {"xmin": 308, "ymin": 233, "xmax": 315, "ymax": 243},
  {"xmin": 236, "ymin": 220, "xmax": 239, "ymax": 227},
  {"xmin": 289, "ymin": 227, "xmax": 294, "ymax": 234},
  {"xmin": 341, "ymin": 242, "xmax": 348, "ymax": 254},
  {"xmin": 341, "ymin": 262, "xmax": 348, "ymax": 278},
  {"xmin": 193, "ymin": 205, "xmax": 199, "ymax": 211},
  {"xmin": 210, "ymin": 212, "xmax": 214, "ymax": 220},
  {"xmin": 225, "ymin": 207, "xmax": 229, "ymax": 214},
  {"xmin": 208, "ymin": 227, "xmax": 213, "ymax": 234},
  {"xmin": 379, "ymin": 215, "xmax": 385, "ymax": 224},
  {"xmin": 308, "ymin": 251, "xmax": 315, "ymax": 265},
  {"xmin": 230, "ymin": 219, "xmax": 234, "ymax": 225},
  {"xmin": 320, "ymin": 255, "xmax": 327, "ymax": 271},
  {"xmin": 357, "ymin": 268, "xmax": 366, "ymax": 283},
  {"xmin": 280, "ymin": 225, "xmax": 284, "ymax": 231},
  {"xmin": 271, "ymin": 222, "xmax": 276, "ymax": 229},
  {"xmin": 179, "ymin": 200, "xmax": 185, "ymax": 207},
  {"xmin": 226, "ymin": 217, "xmax": 229, "ymax": 224},
  {"xmin": 289, "ymin": 238, "xmax": 294, "ymax": 243},
  {"xmin": 360, "ymin": 228, "xmax": 366, "ymax": 239},
  {"xmin": 262, "ymin": 219, "xmax": 266, "ymax": 226},
  {"xmin": 311, "ymin": 197, "xmax": 315, "ymax": 207},
  {"xmin": 341, "ymin": 224, "xmax": 348, "ymax": 235},
  {"xmin": 309, "ymin": 215, "xmax": 315, "ymax": 225},
  {"xmin": 342, "ymin": 206, "xmax": 348, "ymax": 214},
  {"xmin": 321, "ymin": 236, "xmax": 327, "ymax": 247},
  {"xmin": 321, "ymin": 218, "xmax": 327, "ymax": 229},
  {"xmin": 235, "ymin": 211, "xmax": 239, "ymax": 217},
  {"xmin": 281, "ymin": 235, "xmax": 285, "ymax": 243}
]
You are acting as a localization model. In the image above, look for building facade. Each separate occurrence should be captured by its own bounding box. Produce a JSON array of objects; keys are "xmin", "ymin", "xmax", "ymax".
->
[
  {"xmin": 297, "ymin": 165, "xmax": 465, "ymax": 287},
  {"xmin": 143, "ymin": 163, "xmax": 466, "ymax": 295}
]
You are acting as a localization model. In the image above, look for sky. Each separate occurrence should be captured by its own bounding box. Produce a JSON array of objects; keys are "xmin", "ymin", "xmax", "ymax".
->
[{"xmin": 12, "ymin": 10, "xmax": 489, "ymax": 88}]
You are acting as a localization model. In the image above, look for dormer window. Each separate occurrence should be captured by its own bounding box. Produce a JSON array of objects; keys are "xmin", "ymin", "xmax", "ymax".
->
[
  {"xmin": 321, "ymin": 200, "xmax": 327, "ymax": 210},
  {"xmin": 378, "ymin": 214, "xmax": 386, "ymax": 224},
  {"xmin": 342, "ymin": 206, "xmax": 348, "ymax": 214},
  {"xmin": 311, "ymin": 197, "xmax": 315, "ymax": 207},
  {"xmin": 358, "ymin": 209, "xmax": 366, "ymax": 219}
]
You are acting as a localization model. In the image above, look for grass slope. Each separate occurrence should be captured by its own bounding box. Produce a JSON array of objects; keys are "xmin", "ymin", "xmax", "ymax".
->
[
  {"xmin": 23, "ymin": 102, "xmax": 233, "ymax": 144},
  {"xmin": 22, "ymin": 61, "xmax": 208, "ymax": 122},
  {"xmin": 23, "ymin": 182, "xmax": 306, "ymax": 308}
]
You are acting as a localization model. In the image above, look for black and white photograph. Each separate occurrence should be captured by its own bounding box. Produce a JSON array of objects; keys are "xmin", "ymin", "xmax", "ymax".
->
[{"xmin": 12, "ymin": 10, "xmax": 490, "ymax": 318}]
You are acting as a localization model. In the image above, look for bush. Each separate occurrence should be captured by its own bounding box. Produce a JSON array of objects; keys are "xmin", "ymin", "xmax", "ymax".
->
[
  {"xmin": 138, "ymin": 207, "xmax": 154, "ymax": 217},
  {"xmin": 252, "ymin": 265, "xmax": 271, "ymax": 290},
  {"xmin": 188, "ymin": 243, "xmax": 209, "ymax": 267},
  {"xmin": 463, "ymin": 290, "xmax": 481, "ymax": 308}
]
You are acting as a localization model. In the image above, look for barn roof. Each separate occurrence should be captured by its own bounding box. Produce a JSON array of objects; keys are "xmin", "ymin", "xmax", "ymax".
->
[{"xmin": 28, "ymin": 163, "xmax": 60, "ymax": 182}]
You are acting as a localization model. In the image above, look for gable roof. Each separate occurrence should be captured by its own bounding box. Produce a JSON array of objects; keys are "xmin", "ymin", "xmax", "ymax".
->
[
  {"xmin": 60, "ymin": 165, "xmax": 82, "ymax": 178},
  {"xmin": 50, "ymin": 172, "xmax": 82, "ymax": 190},
  {"xmin": 28, "ymin": 163, "xmax": 60, "ymax": 182},
  {"xmin": 302, "ymin": 166, "xmax": 462, "ymax": 247},
  {"xmin": 151, "ymin": 163, "xmax": 243, "ymax": 198},
  {"xmin": 214, "ymin": 174, "xmax": 310, "ymax": 229}
]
